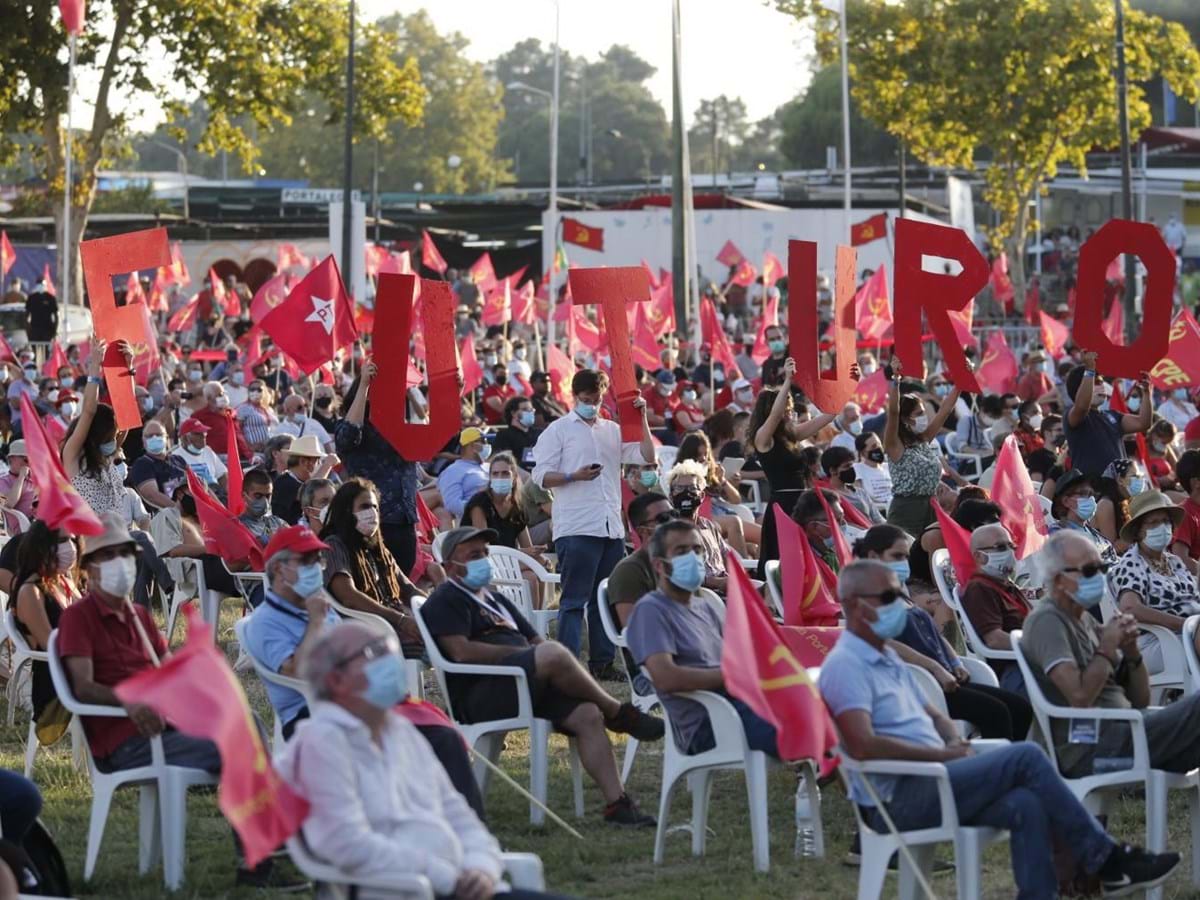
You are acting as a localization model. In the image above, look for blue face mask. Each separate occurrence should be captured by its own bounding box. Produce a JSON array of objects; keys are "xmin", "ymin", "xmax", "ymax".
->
[
  {"xmin": 144, "ymin": 435, "xmax": 167, "ymax": 455},
  {"xmin": 885, "ymin": 559, "xmax": 911, "ymax": 583},
  {"xmin": 869, "ymin": 599, "xmax": 909, "ymax": 640},
  {"xmin": 518, "ymin": 410, "xmax": 536, "ymax": 428},
  {"xmin": 1128, "ymin": 477, "xmax": 1147, "ymax": 496},
  {"xmin": 490, "ymin": 478, "xmax": 513, "ymax": 496},
  {"xmin": 666, "ymin": 551, "xmax": 705, "ymax": 592},
  {"xmin": 639, "ymin": 470, "xmax": 659, "ymax": 488},
  {"xmin": 361, "ymin": 654, "xmax": 407, "ymax": 709},
  {"xmin": 98, "ymin": 440, "xmax": 117, "ymax": 457},
  {"xmin": 293, "ymin": 561, "xmax": 324, "ymax": 598},
  {"xmin": 1070, "ymin": 572, "xmax": 1106, "ymax": 608},
  {"xmin": 575, "ymin": 402, "xmax": 597, "ymax": 420},
  {"xmin": 1127, "ymin": 397, "xmax": 1141, "ymax": 413},
  {"xmin": 1074, "ymin": 496, "xmax": 1097, "ymax": 521},
  {"xmin": 1174, "ymin": 388, "xmax": 1190, "ymax": 402},
  {"xmin": 823, "ymin": 535, "xmax": 835, "ymax": 549},
  {"xmin": 462, "ymin": 556, "xmax": 492, "ymax": 590},
  {"xmin": 768, "ymin": 339, "xmax": 786, "ymax": 354}
]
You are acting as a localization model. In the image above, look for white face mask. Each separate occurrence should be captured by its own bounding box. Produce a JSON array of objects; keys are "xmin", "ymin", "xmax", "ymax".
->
[
  {"xmin": 214, "ymin": 395, "xmax": 230, "ymax": 409},
  {"xmin": 60, "ymin": 402, "xmax": 78, "ymax": 419},
  {"xmin": 911, "ymin": 414, "xmax": 929, "ymax": 432},
  {"xmin": 96, "ymin": 555, "xmax": 137, "ymax": 597},
  {"xmin": 354, "ymin": 507, "xmax": 380, "ymax": 535},
  {"xmin": 1028, "ymin": 414, "xmax": 1043, "ymax": 430},
  {"xmin": 56, "ymin": 541, "xmax": 77, "ymax": 571}
]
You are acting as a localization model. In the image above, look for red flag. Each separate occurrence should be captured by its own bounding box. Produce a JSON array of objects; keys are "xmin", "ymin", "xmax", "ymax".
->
[
  {"xmin": 948, "ymin": 299, "xmax": 978, "ymax": 349},
  {"xmin": 850, "ymin": 213, "xmax": 887, "ymax": 246},
  {"xmin": 699, "ymin": 297, "xmax": 740, "ymax": 377},
  {"xmin": 990, "ymin": 436, "xmax": 1049, "ymax": 560},
  {"xmin": 721, "ymin": 554, "xmax": 839, "ymax": 767},
  {"xmin": 113, "ymin": 607, "xmax": 308, "ymax": 868},
  {"xmin": 852, "ymin": 368, "xmax": 889, "ymax": 413},
  {"xmin": 566, "ymin": 306, "xmax": 603, "ymax": 356},
  {"xmin": 773, "ymin": 505, "xmax": 840, "ymax": 627},
  {"xmin": 420, "ymin": 231, "xmax": 448, "ymax": 276},
  {"xmin": 644, "ymin": 282, "xmax": 676, "ymax": 339},
  {"xmin": 125, "ymin": 272, "xmax": 146, "ymax": 306},
  {"xmin": 1024, "ymin": 276, "xmax": 1041, "ymax": 326},
  {"xmin": 976, "ymin": 330, "xmax": 1019, "ymax": 395},
  {"xmin": 209, "ymin": 268, "xmax": 239, "ymax": 318},
  {"xmin": 716, "ymin": 240, "xmax": 746, "ymax": 268},
  {"xmin": 146, "ymin": 271, "xmax": 168, "ymax": 313},
  {"xmin": 468, "ymin": 253, "xmax": 498, "ymax": 293},
  {"xmin": 730, "ymin": 259, "xmax": 758, "ymax": 287},
  {"xmin": 185, "ymin": 469, "xmax": 264, "ymax": 570},
  {"xmin": 814, "ymin": 487, "xmax": 852, "ymax": 568},
  {"xmin": 1039, "ymin": 309, "xmax": 1069, "ymax": 360},
  {"xmin": 839, "ymin": 496, "xmax": 871, "ymax": 531},
  {"xmin": 641, "ymin": 260, "xmax": 660, "ymax": 289},
  {"xmin": 277, "ymin": 243, "xmax": 311, "ymax": 272},
  {"xmin": 59, "ymin": 0, "xmax": 85, "ymax": 33},
  {"xmin": 1101, "ymin": 297, "xmax": 1125, "ymax": 344},
  {"xmin": 0, "ymin": 332, "xmax": 16, "ymax": 364},
  {"xmin": 562, "ymin": 217, "xmax": 604, "ymax": 252},
  {"xmin": 751, "ymin": 291, "xmax": 780, "ymax": 364},
  {"xmin": 779, "ymin": 626, "xmax": 844, "ymax": 668},
  {"xmin": 165, "ymin": 242, "xmax": 190, "ymax": 287},
  {"xmin": 854, "ymin": 265, "xmax": 891, "ymax": 342},
  {"xmin": 1105, "ymin": 254, "xmax": 1125, "ymax": 283},
  {"xmin": 0, "ymin": 231, "xmax": 15, "ymax": 277},
  {"xmin": 226, "ymin": 412, "xmax": 244, "ymax": 517},
  {"xmin": 1107, "ymin": 387, "xmax": 1156, "ymax": 486},
  {"xmin": 377, "ymin": 249, "xmax": 412, "ymax": 277},
  {"xmin": 364, "ymin": 244, "xmax": 387, "ymax": 278},
  {"xmin": 930, "ymin": 497, "xmax": 975, "ymax": 588},
  {"xmin": 988, "ymin": 255, "xmax": 1015, "ymax": 312},
  {"xmin": 762, "ymin": 252, "xmax": 784, "ymax": 289},
  {"xmin": 1149, "ymin": 309, "xmax": 1200, "ymax": 389},
  {"xmin": 481, "ymin": 280, "xmax": 511, "ymax": 327},
  {"xmin": 415, "ymin": 491, "xmax": 439, "ymax": 543},
  {"xmin": 630, "ymin": 304, "xmax": 663, "ymax": 371},
  {"xmin": 42, "ymin": 263, "xmax": 56, "ymax": 297},
  {"xmin": 511, "ymin": 279, "xmax": 536, "ymax": 325},
  {"xmin": 459, "ymin": 336, "xmax": 483, "ymax": 394},
  {"xmin": 545, "ymin": 344, "xmax": 575, "ymax": 405},
  {"xmin": 19, "ymin": 394, "xmax": 103, "ymax": 534},
  {"xmin": 259, "ymin": 256, "xmax": 358, "ymax": 375},
  {"xmin": 43, "ymin": 341, "xmax": 69, "ymax": 378},
  {"xmin": 250, "ymin": 271, "xmax": 292, "ymax": 323}
]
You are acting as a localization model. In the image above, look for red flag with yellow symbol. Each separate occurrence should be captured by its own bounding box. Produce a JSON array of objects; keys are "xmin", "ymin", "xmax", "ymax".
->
[
  {"xmin": 630, "ymin": 304, "xmax": 663, "ymax": 371},
  {"xmin": 762, "ymin": 252, "xmax": 784, "ymax": 288},
  {"xmin": 853, "ymin": 265, "xmax": 891, "ymax": 342},
  {"xmin": 930, "ymin": 498, "xmax": 976, "ymax": 588},
  {"xmin": 716, "ymin": 240, "xmax": 746, "ymax": 268},
  {"xmin": 813, "ymin": 487, "xmax": 852, "ymax": 568},
  {"xmin": 730, "ymin": 258, "xmax": 758, "ymax": 287},
  {"xmin": 562, "ymin": 217, "xmax": 604, "ymax": 252},
  {"xmin": 459, "ymin": 336, "xmax": 484, "ymax": 394},
  {"xmin": 990, "ymin": 435, "xmax": 1049, "ymax": 560},
  {"xmin": 545, "ymin": 344, "xmax": 575, "ymax": 405},
  {"xmin": 699, "ymin": 297, "xmax": 740, "ymax": 378},
  {"xmin": 721, "ymin": 554, "xmax": 839, "ymax": 769},
  {"xmin": 468, "ymin": 252, "xmax": 498, "ymax": 293},
  {"xmin": 976, "ymin": 330, "xmax": 1019, "ymax": 395},
  {"xmin": 421, "ymin": 231, "xmax": 449, "ymax": 276},
  {"xmin": 1149, "ymin": 309, "xmax": 1200, "ymax": 389},
  {"xmin": 849, "ymin": 213, "xmax": 887, "ymax": 246},
  {"xmin": 644, "ymin": 282, "xmax": 676, "ymax": 339},
  {"xmin": 773, "ymin": 505, "xmax": 841, "ymax": 627},
  {"xmin": 113, "ymin": 607, "xmax": 309, "ymax": 869},
  {"xmin": 853, "ymin": 368, "xmax": 889, "ymax": 413},
  {"xmin": 780, "ymin": 625, "xmax": 844, "ymax": 668},
  {"xmin": 20, "ymin": 394, "xmax": 104, "ymax": 535},
  {"xmin": 164, "ymin": 242, "xmax": 190, "ymax": 286},
  {"xmin": 1039, "ymin": 310, "xmax": 1069, "ymax": 360},
  {"xmin": 481, "ymin": 280, "xmax": 511, "ymax": 327}
]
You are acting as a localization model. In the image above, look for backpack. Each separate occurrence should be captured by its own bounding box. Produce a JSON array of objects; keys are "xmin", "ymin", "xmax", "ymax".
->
[{"xmin": 15, "ymin": 819, "xmax": 71, "ymax": 897}]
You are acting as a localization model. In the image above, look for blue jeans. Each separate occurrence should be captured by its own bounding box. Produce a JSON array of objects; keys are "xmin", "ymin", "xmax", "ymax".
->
[
  {"xmin": 686, "ymin": 696, "xmax": 780, "ymax": 759},
  {"xmin": 553, "ymin": 535, "xmax": 623, "ymax": 667},
  {"xmin": 0, "ymin": 769, "xmax": 41, "ymax": 842},
  {"xmin": 869, "ymin": 743, "xmax": 1114, "ymax": 899}
]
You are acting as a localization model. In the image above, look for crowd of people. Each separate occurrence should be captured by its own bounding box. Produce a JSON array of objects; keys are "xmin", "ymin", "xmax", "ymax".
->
[{"xmin": 2, "ymin": 253, "xmax": 1200, "ymax": 896}]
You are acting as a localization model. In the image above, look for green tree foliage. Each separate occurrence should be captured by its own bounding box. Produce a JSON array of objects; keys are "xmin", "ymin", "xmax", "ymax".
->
[
  {"xmin": 0, "ymin": 0, "xmax": 423, "ymax": 304},
  {"xmin": 689, "ymin": 95, "xmax": 749, "ymax": 180},
  {"xmin": 493, "ymin": 42, "xmax": 670, "ymax": 185},
  {"xmin": 778, "ymin": 64, "xmax": 897, "ymax": 169},
  {"xmin": 777, "ymin": 0, "xmax": 1200, "ymax": 304}
]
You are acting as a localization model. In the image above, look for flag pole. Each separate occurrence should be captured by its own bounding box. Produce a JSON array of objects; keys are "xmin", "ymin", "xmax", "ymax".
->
[
  {"xmin": 125, "ymin": 599, "xmax": 162, "ymax": 668},
  {"xmin": 61, "ymin": 30, "xmax": 77, "ymax": 335},
  {"xmin": 468, "ymin": 747, "xmax": 583, "ymax": 840},
  {"xmin": 838, "ymin": 0, "xmax": 852, "ymax": 243},
  {"xmin": 533, "ymin": 319, "xmax": 545, "ymax": 373}
]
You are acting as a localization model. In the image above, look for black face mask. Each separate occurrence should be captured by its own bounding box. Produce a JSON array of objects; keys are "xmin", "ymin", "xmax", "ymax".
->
[
  {"xmin": 315, "ymin": 397, "xmax": 333, "ymax": 409},
  {"xmin": 837, "ymin": 468, "xmax": 857, "ymax": 485},
  {"xmin": 867, "ymin": 449, "xmax": 886, "ymax": 464},
  {"xmin": 496, "ymin": 374, "xmax": 508, "ymax": 386},
  {"xmin": 670, "ymin": 489, "xmax": 702, "ymax": 516}
]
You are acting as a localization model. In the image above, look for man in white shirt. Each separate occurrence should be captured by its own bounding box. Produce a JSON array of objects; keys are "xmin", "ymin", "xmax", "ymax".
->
[
  {"xmin": 274, "ymin": 394, "xmax": 334, "ymax": 452},
  {"xmin": 1163, "ymin": 214, "xmax": 1187, "ymax": 257},
  {"xmin": 532, "ymin": 369, "xmax": 654, "ymax": 678},
  {"xmin": 277, "ymin": 621, "xmax": 561, "ymax": 899},
  {"xmin": 829, "ymin": 401, "xmax": 863, "ymax": 453},
  {"xmin": 853, "ymin": 432, "xmax": 893, "ymax": 513},
  {"xmin": 727, "ymin": 378, "xmax": 755, "ymax": 414},
  {"xmin": 170, "ymin": 417, "xmax": 227, "ymax": 490}
]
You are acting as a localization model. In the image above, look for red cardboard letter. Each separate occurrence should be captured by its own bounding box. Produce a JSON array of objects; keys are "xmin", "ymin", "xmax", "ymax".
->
[
  {"xmin": 567, "ymin": 267, "xmax": 650, "ymax": 442},
  {"xmin": 1073, "ymin": 219, "xmax": 1175, "ymax": 378},
  {"xmin": 788, "ymin": 241, "xmax": 859, "ymax": 411},
  {"xmin": 370, "ymin": 274, "xmax": 459, "ymax": 461},
  {"xmin": 894, "ymin": 218, "xmax": 989, "ymax": 393},
  {"xmin": 79, "ymin": 227, "xmax": 170, "ymax": 429}
]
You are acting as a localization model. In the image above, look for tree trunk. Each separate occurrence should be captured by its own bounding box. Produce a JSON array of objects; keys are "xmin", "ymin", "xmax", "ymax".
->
[{"xmin": 1009, "ymin": 198, "xmax": 1030, "ymax": 316}]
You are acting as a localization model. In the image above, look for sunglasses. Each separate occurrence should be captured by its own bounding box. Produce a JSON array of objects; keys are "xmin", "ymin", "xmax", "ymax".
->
[
  {"xmin": 640, "ymin": 509, "xmax": 678, "ymax": 528},
  {"xmin": 1062, "ymin": 562, "xmax": 1110, "ymax": 579},
  {"xmin": 860, "ymin": 588, "xmax": 911, "ymax": 604},
  {"xmin": 334, "ymin": 636, "xmax": 398, "ymax": 669}
]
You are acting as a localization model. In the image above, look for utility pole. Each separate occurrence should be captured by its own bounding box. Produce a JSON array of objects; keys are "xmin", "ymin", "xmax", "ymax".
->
[
  {"xmin": 1115, "ymin": 0, "xmax": 1137, "ymax": 340},
  {"xmin": 372, "ymin": 140, "xmax": 380, "ymax": 243},
  {"xmin": 898, "ymin": 140, "xmax": 907, "ymax": 219},
  {"xmin": 710, "ymin": 102, "xmax": 718, "ymax": 187},
  {"xmin": 341, "ymin": 0, "xmax": 355, "ymax": 282},
  {"xmin": 670, "ymin": 0, "xmax": 688, "ymax": 330}
]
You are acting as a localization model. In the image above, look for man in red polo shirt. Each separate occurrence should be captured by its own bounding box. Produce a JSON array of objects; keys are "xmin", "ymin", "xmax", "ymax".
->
[
  {"xmin": 57, "ymin": 512, "xmax": 302, "ymax": 890},
  {"xmin": 187, "ymin": 381, "xmax": 252, "ymax": 461}
]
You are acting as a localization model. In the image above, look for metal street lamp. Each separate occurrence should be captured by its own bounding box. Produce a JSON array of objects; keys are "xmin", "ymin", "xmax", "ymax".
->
[{"xmin": 148, "ymin": 139, "xmax": 189, "ymax": 220}]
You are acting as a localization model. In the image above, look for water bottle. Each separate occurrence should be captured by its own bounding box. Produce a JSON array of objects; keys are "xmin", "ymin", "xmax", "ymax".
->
[{"xmin": 795, "ymin": 772, "xmax": 820, "ymax": 858}]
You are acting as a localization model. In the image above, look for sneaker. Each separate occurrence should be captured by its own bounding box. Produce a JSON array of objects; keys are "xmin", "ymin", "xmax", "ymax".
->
[
  {"xmin": 605, "ymin": 702, "xmax": 666, "ymax": 741},
  {"xmin": 235, "ymin": 859, "xmax": 310, "ymax": 893},
  {"xmin": 603, "ymin": 793, "xmax": 656, "ymax": 827},
  {"xmin": 1098, "ymin": 843, "xmax": 1180, "ymax": 897},
  {"xmin": 589, "ymin": 662, "xmax": 623, "ymax": 682}
]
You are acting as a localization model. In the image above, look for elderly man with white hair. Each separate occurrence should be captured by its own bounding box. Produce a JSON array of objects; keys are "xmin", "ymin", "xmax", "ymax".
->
[
  {"xmin": 278, "ymin": 621, "xmax": 569, "ymax": 900},
  {"xmin": 275, "ymin": 393, "xmax": 335, "ymax": 453},
  {"xmin": 820, "ymin": 558, "xmax": 1180, "ymax": 898},
  {"xmin": 187, "ymin": 380, "xmax": 252, "ymax": 461},
  {"xmin": 829, "ymin": 401, "xmax": 864, "ymax": 453},
  {"xmin": 1022, "ymin": 530, "xmax": 1200, "ymax": 778}
]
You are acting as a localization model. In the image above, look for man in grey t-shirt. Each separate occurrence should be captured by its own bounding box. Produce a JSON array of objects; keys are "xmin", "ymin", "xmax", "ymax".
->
[{"xmin": 625, "ymin": 519, "xmax": 778, "ymax": 757}]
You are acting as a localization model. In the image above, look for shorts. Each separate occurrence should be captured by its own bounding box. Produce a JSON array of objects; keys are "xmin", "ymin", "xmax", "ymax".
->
[{"xmin": 456, "ymin": 647, "xmax": 584, "ymax": 734}]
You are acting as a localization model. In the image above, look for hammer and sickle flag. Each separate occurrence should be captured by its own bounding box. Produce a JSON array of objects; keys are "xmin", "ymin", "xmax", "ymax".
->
[{"xmin": 720, "ymin": 553, "xmax": 839, "ymax": 770}]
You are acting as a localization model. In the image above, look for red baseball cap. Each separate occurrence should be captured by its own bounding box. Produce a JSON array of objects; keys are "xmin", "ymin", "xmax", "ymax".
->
[
  {"xmin": 263, "ymin": 525, "xmax": 328, "ymax": 562},
  {"xmin": 1186, "ymin": 416, "xmax": 1200, "ymax": 445},
  {"xmin": 179, "ymin": 418, "xmax": 211, "ymax": 436}
]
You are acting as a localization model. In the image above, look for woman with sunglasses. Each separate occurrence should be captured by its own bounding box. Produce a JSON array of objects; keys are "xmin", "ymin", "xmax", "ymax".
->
[
  {"xmin": 1094, "ymin": 458, "xmax": 1149, "ymax": 552},
  {"xmin": 853, "ymin": 525, "xmax": 1032, "ymax": 740},
  {"xmin": 1111, "ymin": 490, "xmax": 1200, "ymax": 674}
]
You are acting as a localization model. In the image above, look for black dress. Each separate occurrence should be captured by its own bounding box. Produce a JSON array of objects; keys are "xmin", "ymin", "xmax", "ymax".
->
[
  {"xmin": 755, "ymin": 439, "xmax": 812, "ymax": 579},
  {"xmin": 462, "ymin": 491, "xmax": 527, "ymax": 549}
]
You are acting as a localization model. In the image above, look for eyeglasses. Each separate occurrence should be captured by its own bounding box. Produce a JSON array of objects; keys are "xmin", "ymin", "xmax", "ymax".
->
[
  {"xmin": 980, "ymin": 543, "xmax": 1016, "ymax": 553},
  {"xmin": 1062, "ymin": 562, "xmax": 1110, "ymax": 579},
  {"xmin": 334, "ymin": 636, "xmax": 398, "ymax": 669},
  {"xmin": 640, "ymin": 510, "xmax": 678, "ymax": 528},
  {"xmin": 860, "ymin": 588, "xmax": 911, "ymax": 604}
]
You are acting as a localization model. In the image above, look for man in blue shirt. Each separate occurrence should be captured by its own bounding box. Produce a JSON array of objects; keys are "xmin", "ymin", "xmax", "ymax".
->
[
  {"xmin": 437, "ymin": 427, "xmax": 491, "ymax": 520},
  {"xmin": 820, "ymin": 559, "xmax": 1179, "ymax": 898},
  {"xmin": 1064, "ymin": 351, "xmax": 1153, "ymax": 476}
]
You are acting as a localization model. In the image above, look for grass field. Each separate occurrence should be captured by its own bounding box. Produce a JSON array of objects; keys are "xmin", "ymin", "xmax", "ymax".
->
[{"xmin": 4, "ymin": 607, "xmax": 1199, "ymax": 899}]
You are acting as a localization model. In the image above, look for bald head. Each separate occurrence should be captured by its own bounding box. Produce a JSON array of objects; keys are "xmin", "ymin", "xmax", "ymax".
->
[
  {"xmin": 283, "ymin": 394, "xmax": 305, "ymax": 416},
  {"xmin": 837, "ymin": 559, "xmax": 897, "ymax": 602},
  {"xmin": 202, "ymin": 381, "xmax": 223, "ymax": 402},
  {"xmin": 970, "ymin": 523, "xmax": 1012, "ymax": 554},
  {"xmin": 299, "ymin": 621, "xmax": 376, "ymax": 699},
  {"xmin": 1040, "ymin": 530, "xmax": 1098, "ymax": 592}
]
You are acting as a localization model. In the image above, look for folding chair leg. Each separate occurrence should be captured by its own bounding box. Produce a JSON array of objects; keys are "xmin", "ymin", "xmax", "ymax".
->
[
  {"xmin": 568, "ymin": 739, "xmax": 584, "ymax": 818},
  {"xmin": 138, "ymin": 784, "xmax": 161, "ymax": 875},
  {"xmin": 620, "ymin": 736, "xmax": 640, "ymax": 783},
  {"xmin": 1146, "ymin": 773, "xmax": 1169, "ymax": 900},
  {"xmin": 745, "ymin": 753, "xmax": 770, "ymax": 873},
  {"xmin": 653, "ymin": 770, "xmax": 683, "ymax": 865},
  {"xmin": 84, "ymin": 782, "xmax": 117, "ymax": 882},
  {"xmin": 529, "ymin": 720, "xmax": 550, "ymax": 826},
  {"xmin": 898, "ymin": 844, "xmax": 936, "ymax": 900},
  {"xmin": 161, "ymin": 773, "xmax": 190, "ymax": 890},
  {"xmin": 23, "ymin": 720, "xmax": 37, "ymax": 779},
  {"xmin": 797, "ymin": 761, "xmax": 825, "ymax": 859},
  {"xmin": 1190, "ymin": 788, "xmax": 1200, "ymax": 888},
  {"xmin": 471, "ymin": 733, "xmax": 502, "ymax": 792},
  {"xmin": 857, "ymin": 835, "xmax": 892, "ymax": 900},
  {"xmin": 955, "ymin": 830, "xmax": 986, "ymax": 900},
  {"xmin": 690, "ymin": 770, "xmax": 714, "ymax": 857}
]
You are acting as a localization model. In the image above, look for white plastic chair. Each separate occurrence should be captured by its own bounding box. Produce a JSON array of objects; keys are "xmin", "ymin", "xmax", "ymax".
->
[
  {"xmin": 1012, "ymin": 629, "xmax": 1200, "ymax": 898},
  {"xmin": 596, "ymin": 578, "xmax": 661, "ymax": 781},
  {"xmin": 47, "ymin": 631, "xmax": 220, "ymax": 890},
  {"xmin": 656, "ymin": 445, "xmax": 678, "ymax": 480},
  {"xmin": 486, "ymin": 545, "xmax": 559, "ymax": 637},
  {"xmin": 837, "ymin": 735, "xmax": 1010, "ymax": 900},
  {"xmin": 943, "ymin": 433, "xmax": 983, "ymax": 483},
  {"xmin": 1, "ymin": 508, "xmax": 30, "ymax": 535},
  {"xmin": 1099, "ymin": 590, "xmax": 1187, "ymax": 704},
  {"xmin": 328, "ymin": 596, "xmax": 426, "ymax": 699},
  {"xmin": 4, "ymin": 608, "xmax": 33, "ymax": 728},
  {"xmin": 742, "ymin": 479, "xmax": 765, "ymax": 515},
  {"xmin": 164, "ymin": 558, "xmax": 234, "ymax": 646},
  {"xmin": 233, "ymin": 617, "xmax": 316, "ymax": 749},
  {"xmin": 930, "ymin": 550, "xmax": 1016, "ymax": 668},
  {"xmin": 645, "ymin": 668, "xmax": 818, "ymax": 873},
  {"xmin": 431, "ymin": 531, "xmax": 447, "ymax": 563},
  {"xmin": 413, "ymin": 603, "xmax": 584, "ymax": 825},
  {"xmin": 762, "ymin": 560, "xmax": 785, "ymax": 620},
  {"xmin": 286, "ymin": 835, "xmax": 545, "ymax": 899},
  {"xmin": 1182, "ymin": 614, "xmax": 1200, "ymax": 694}
]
